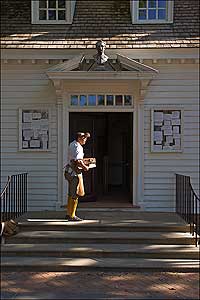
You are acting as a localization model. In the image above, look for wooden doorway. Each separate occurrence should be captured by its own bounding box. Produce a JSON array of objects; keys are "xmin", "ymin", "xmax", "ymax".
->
[{"xmin": 69, "ymin": 112, "xmax": 133, "ymax": 205}]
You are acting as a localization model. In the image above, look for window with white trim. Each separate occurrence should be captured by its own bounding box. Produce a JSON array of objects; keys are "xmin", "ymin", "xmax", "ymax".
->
[
  {"xmin": 31, "ymin": 0, "xmax": 76, "ymax": 24},
  {"xmin": 131, "ymin": 0, "xmax": 174, "ymax": 24}
]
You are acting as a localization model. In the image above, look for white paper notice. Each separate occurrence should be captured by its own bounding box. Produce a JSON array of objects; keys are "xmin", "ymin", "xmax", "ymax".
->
[
  {"xmin": 22, "ymin": 123, "xmax": 32, "ymax": 130},
  {"xmin": 164, "ymin": 114, "xmax": 172, "ymax": 121},
  {"xmin": 32, "ymin": 112, "xmax": 42, "ymax": 120},
  {"xmin": 154, "ymin": 122, "xmax": 163, "ymax": 126},
  {"xmin": 172, "ymin": 111, "xmax": 180, "ymax": 119},
  {"xmin": 30, "ymin": 140, "xmax": 40, "ymax": 148},
  {"xmin": 173, "ymin": 126, "xmax": 180, "ymax": 134},
  {"xmin": 173, "ymin": 133, "xmax": 180, "ymax": 139},
  {"xmin": 23, "ymin": 113, "xmax": 32, "ymax": 123},
  {"xmin": 22, "ymin": 141, "xmax": 29, "ymax": 148},
  {"xmin": 33, "ymin": 129, "xmax": 39, "ymax": 139},
  {"xmin": 154, "ymin": 131, "xmax": 163, "ymax": 141},
  {"xmin": 166, "ymin": 136, "xmax": 173, "ymax": 143},
  {"xmin": 163, "ymin": 126, "xmax": 173, "ymax": 135},
  {"xmin": 164, "ymin": 130, "xmax": 173, "ymax": 135},
  {"xmin": 172, "ymin": 119, "xmax": 181, "ymax": 126},
  {"xmin": 154, "ymin": 112, "xmax": 163, "ymax": 122},
  {"xmin": 164, "ymin": 120, "xmax": 171, "ymax": 126},
  {"xmin": 41, "ymin": 134, "xmax": 48, "ymax": 142},
  {"xmin": 40, "ymin": 130, "xmax": 48, "ymax": 135},
  {"xmin": 32, "ymin": 120, "xmax": 41, "ymax": 130},
  {"xmin": 23, "ymin": 129, "xmax": 33, "ymax": 139},
  {"xmin": 40, "ymin": 119, "xmax": 48, "ymax": 126},
  {"xmin": 41, "ymin": 125, "xmax": 48, "ymax": 131},
  {"xmin": 153, "ymin": 145, "xmax": 163, "ymax": 151}
]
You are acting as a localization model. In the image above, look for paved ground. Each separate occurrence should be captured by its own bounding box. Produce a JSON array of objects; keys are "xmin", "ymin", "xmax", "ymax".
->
[{"xmin": 1, "ymin": 271, "xmax": 199, "ymax": 300}]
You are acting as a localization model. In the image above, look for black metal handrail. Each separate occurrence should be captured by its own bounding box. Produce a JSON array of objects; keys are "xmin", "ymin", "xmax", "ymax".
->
[
  {"xmin": 1, "ymin": 173, "xmax": 28, "ymax": 222},
  {"xmin": 176, "ymin": 173, "xmax": 199, "ymax": 246}
]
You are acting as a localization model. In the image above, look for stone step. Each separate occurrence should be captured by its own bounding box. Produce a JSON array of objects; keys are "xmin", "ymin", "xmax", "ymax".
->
[
  {"xmin": 18, "ymin": 220, "xmax": 190, "ymax": 232},
  {"xmin": 2, "ymin": 257, "xmax": 199, "ymax": 272},
  {"xmin": 2, "ymin": 243, "xmax": 199, "ymax": 259},
  {"xmin": 6, "ymin": 230, "xmax": 197, "ymax": 245}
]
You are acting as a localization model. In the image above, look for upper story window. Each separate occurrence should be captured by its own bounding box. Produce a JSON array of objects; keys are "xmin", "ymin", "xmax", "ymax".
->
[
  {"xmin": 131, "ymin": 0, "xmax": 174, "ymax": 24},
  {"xmin": 32, "ymin": 0, "xmax": 76, "ymax": 24}
]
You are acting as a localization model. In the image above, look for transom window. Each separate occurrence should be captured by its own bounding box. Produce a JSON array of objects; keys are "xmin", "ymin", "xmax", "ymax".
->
[
  {"xmin": 31, "ymin": 0, "xmax": 76, "ymax": 24},
  {"xmin": 131, "ymin": 0, "xmax": 173, "ymax": 24},
  {"xmin": 70, "ymin": 95, "xmax": 133, "ymax": 107}
]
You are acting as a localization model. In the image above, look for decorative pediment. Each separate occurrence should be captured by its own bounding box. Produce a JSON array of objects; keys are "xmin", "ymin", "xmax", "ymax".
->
[
  {"xmin": 47, "ymin": 53, "xmax": 158, "ymax": 74},
  {"xmin": 47, "ymin": 40, "xmax": 158, "ymax": 80}
]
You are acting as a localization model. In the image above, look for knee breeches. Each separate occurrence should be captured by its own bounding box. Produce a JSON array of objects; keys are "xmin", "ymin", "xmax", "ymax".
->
[{"xmin": 67, "ymin": 174, "xmax": 85, "ymax": 198}]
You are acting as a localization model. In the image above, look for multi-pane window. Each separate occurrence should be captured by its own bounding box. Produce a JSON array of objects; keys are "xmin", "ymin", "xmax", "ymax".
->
[
  {"xmin": 138, "ymin": 0, "xmax": 166, "ymax": 21},
  {"xmin": 39, "ymin": 0, "xmax": 66, "ymax": 21},
  {"xmin": 131, "ymin": 0, "xmax": 173, "ymax": 23},
  {"xmin": 70, "ymin": 95, "xmax": 133, "ymax": 107},
  {"xmin": 32, "ymin": 0, "xmax": 76, "ymax": 24}
]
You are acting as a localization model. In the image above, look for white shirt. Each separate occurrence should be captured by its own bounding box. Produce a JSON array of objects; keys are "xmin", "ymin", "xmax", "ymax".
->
[{"xmin": 68, "ymin": 140, "xmax": 84, "ymax": 162}]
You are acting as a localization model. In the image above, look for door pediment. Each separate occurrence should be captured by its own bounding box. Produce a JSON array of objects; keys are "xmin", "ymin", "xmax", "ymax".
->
[{"xmin": 46, "ymin": 53, "xmax": 158, "ymax": 80}]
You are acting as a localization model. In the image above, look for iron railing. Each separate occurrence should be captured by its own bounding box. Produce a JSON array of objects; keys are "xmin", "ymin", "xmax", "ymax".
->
[
  {"xmin": 176, "ymin": 173, "xmax": 199, "ymax": 246},
  {"xmin": 1, "ymin": 173, "xmax": 28, "ymax": 222}
]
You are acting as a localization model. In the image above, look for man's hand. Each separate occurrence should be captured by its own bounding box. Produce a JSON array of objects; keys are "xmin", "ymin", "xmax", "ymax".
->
[
  {"xmin": 83, "ymin": 165, "xmax": 89, "ymax": 172},
  {"xmin": 76, "ymin": 160, "xmax": 89, "ymax": 171}
]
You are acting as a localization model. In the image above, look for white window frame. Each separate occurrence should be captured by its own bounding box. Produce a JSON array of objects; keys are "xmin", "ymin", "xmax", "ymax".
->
[
  {"xmin": 31, "ymin": 0, "xmax": 76, "ymax": 24},
  {"xmin": 130, "ymin": 0, "xmax": 174, "ymax": 24}
]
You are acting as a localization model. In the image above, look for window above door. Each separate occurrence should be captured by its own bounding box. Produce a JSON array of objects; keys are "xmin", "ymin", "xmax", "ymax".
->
[
  {"xmin": 70, "ymin": 94, "xmax": 134, "ymax": 108},
  {"xmin": 130, "ymin": 0, "xmax": 174, "ymax": 24},
  {"xmin": 31, "ymin": 0, "xmax": 76, "ymax": 24}
]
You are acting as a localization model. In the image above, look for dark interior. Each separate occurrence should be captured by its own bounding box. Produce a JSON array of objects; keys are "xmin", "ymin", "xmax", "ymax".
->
[{"xmin": 69, "ymin": 112, "xmax": 133, "ymax": 202}]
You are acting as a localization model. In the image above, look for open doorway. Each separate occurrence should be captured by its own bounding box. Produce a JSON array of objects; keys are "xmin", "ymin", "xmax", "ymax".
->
[{"xmin": 69, "ymin": 112, "xmax": 133, "ymax": 206}]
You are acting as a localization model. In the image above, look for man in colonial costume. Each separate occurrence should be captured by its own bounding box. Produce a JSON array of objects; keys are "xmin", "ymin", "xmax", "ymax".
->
[{"xmin": 65, "ymin": 132, "xmax": 90, "ymax": 221}]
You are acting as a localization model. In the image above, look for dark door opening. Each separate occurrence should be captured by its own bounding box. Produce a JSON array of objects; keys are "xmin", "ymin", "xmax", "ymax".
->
[{"xmin": 69, "ymin": 112, "xmax": 133, "ymax": 204}]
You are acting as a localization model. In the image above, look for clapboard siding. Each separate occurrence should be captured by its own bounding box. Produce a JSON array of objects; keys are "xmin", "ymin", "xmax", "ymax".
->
[
  {"xmin": 143, "ymin": 62, "xmax": 199, "ymax": 212},
  {"xmin": 1, "ymin": 60, "xmax": 199, "ymax": 213},
  {"xmin": 1, "ymin": 64, "xmax": 58, "ymax": 211}
]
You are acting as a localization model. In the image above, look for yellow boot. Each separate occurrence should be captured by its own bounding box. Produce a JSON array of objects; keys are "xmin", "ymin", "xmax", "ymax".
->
[
  {"xmin": 70, "ymin": 197, "xmax": 82, "ymax": 221},
  {"xmin": 66, "ymin": 196, "xmax": 73, "ymax": 218}
]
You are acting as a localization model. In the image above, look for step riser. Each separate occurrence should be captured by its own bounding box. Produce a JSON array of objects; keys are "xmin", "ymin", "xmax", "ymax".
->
[
  {"xmin": 2, "ymin": 265, "xmax": 199, "ymax": 273},
  {"xmin": 6, "ymin": 238, "xmax": 196, "ymax": 245},
  {"xmin": 19, "ymin": 226, "xmax": 190, "ymax": 233},
  {"xmin": 3, "ymin": 252, "xmax": 199, "ymax": 259}
]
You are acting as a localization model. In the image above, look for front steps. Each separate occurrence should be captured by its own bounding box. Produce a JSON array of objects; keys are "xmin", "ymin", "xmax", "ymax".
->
[{"xmin": 1, "ymin": 211, "xmax": 199, "ymax": 272}]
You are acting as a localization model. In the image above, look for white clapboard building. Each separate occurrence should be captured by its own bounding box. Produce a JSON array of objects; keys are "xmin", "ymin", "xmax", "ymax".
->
[{"xmin": 1, "ymin": 0, "xmax": 199, "ymax": 211}]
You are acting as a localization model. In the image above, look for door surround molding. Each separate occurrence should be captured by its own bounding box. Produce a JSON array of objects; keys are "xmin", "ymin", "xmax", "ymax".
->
[{"xmin": 51, "ymin": 79, "xmax": 154, "ymax": 210}]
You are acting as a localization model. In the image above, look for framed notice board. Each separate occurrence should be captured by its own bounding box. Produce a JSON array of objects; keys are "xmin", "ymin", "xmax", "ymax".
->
[
  {"xmin": 151, "ymin": 108, "xmax": 183, "ymax": 152},
  {"xmin": 19, "ymin": 108, "xmax": 51, "ymax": 151}
]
